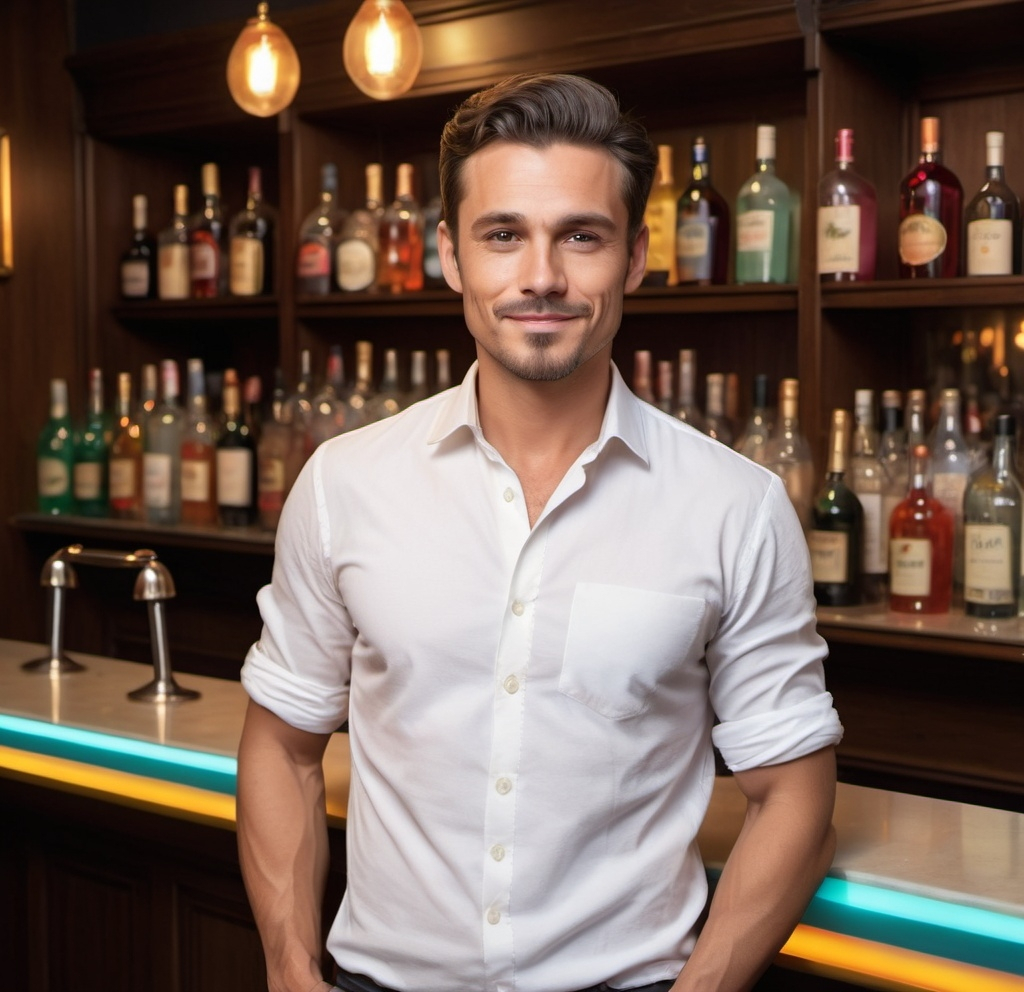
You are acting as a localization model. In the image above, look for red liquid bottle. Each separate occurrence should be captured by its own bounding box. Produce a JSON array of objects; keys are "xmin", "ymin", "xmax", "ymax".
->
[{"xmin": 818, "ymin": 128, "xmax": 877, "ymax": 282}]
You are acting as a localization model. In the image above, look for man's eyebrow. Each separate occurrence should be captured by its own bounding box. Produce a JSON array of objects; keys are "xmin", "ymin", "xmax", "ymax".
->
[{"xmin": 469, "ymin": 211, "xmax": 619, "ymax": 232}]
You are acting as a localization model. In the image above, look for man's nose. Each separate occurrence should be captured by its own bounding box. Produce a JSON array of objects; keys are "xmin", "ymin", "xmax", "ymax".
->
[{"xmin": 518, "ymin": 241, "xmax": 568, "ymax": 296}]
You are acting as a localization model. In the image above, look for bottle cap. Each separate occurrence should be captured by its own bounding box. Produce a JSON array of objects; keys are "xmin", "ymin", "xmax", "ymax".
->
[
  {"xmin": 835, "ymin": 128, "xmax": 854, "ymax": 163},
  {"xmin": 920, "ymin": 117, "xmax": 940, "ymax": 154},
  {"xmin": 755, "ymin": 125, "xmax": 776, "ymax": 162},
  {"xmin": 994, "ymin": 413, "xmax": 1015, "ymax": 437},
  {"xmin": 985, "ymin": 131, "xmax": 1004, "ymax": 168}
]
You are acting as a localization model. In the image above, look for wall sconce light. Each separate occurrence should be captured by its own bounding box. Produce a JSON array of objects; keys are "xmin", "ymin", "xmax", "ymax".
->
[
  {"xmin": 226, "ymin": 2, "xmax": 301, "ymax": 117},
  {"xmin": 0, "ymin": 130, "xmax": 11, "ymax": 277},
  {"xmin": 343, "ymin": 0, "xmax": 423, "ymax": 101}
]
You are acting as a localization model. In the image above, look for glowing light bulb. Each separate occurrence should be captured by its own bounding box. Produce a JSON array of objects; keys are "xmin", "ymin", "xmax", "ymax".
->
[
  {"xmin": 366, "ymin": 12, "xmax": 399, "ymax": 76},
  {"xmin": 226, "ymin": 2, "xmax": 301, "ymax": 118},
  {"xmin": 248, "ymin": 36, "xmax": 279, "ymax": 97},
  {"xmin": 343, "ymin": 0, "xmax": 423, "ymax": 101}
]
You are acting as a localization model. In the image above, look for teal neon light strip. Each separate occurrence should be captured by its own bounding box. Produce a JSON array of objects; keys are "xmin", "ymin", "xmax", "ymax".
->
[{"xmin": 0, "ymin": 713, "xmax": 237, "ymax": 795}]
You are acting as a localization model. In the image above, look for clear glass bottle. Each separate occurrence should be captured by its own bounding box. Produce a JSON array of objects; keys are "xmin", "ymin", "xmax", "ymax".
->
[
  {"xmin": 898, "ymin": 117, "xmax": 963, "ymax": 279},
  {"xmin": 282, "ymin": 348, "xmax": 314, "ymax": 470},
  {"xmin": 817, "ymin": 128, "xmax": 877, "ymax": 282},
  {"xmin": 434, "ymin": 347, "xmax": 452, "ymax": 394},
  {"xmin": 309, "ymin": 345, "xmax": 350, "ymax": 448},
  {"xmin": 296, "ymin": 163, "xmax": 345, "ymax": 296},
  {"xmin": 963, "ymin": 414, "xmax": 1022, "ymax": 618},
  {"xmin": 905, "ymin": 388, "xmax": 928, "ymax": 453},
  {"xmin": 190, "ymin": 162, "xmax": 224, "ymax": 298},
  {"xmin": 108, "ymin": 371, "xmax": 143, "ymax": 521},
  {"xmin": 137, "ymin": 362, "xmax": 159, "ymax": 435},
  {"xmin": 849, "ymin": 388, "xmax": 892, "ymax": 603},
  {"xmin": 889, "ymin": 443, "xmax": 954, "ymax": 614},
  {"xmin": 378, "ymin": 162, "xmax": 424, "ymax": 293},
  {"xmin": 810, "ymin": 408, "xmax": 863, "ymax": 606},
  {"xmin": 676, "ymin": 136, "xmax": 730, "ymax": 285},
  {"xmin": 674, "ymin": 348, "xmax": 707, "ymax": 432},
  {"xmin": 216, "ymin": 368, "xmax": 257, "ymax": 526},
  {"xmin": 763, "ymin": 377, "xmax": 815, "ymax": 530},
  {"xmin": 735, "ymin": 373, "xmax": 773, "ymax": 465},
  {"xmin": 120, "ymin": 194, "xmax": 157, "ymax": 299},
  {"xmin": 348, "ymin": 339, "xmax": 376, "ymax": 427},
  {"xmin": 405, "ymin": 350, "xmax": 430, "ymax": 407},
  {"xmin": 73, "ymin": 368, "xmax": 109, "ymax": 518},
  {"xmin": 655, "ymin": 360, "xmax": 674, "ymax": 416},
  {"xmin": 257, "ymin": 375, "xmax": 292, "ymax": 531},
  {"xmin": 965, "ymin": 131, "xmax": 1021, "ymax": 277},
  {"xmin": 143, "ymin": 359, "xmax": 183, "ymax": 525},
  {"xmin": 368, "ymin": 348, "xmax": 403, "ymax": 420},
  {"xmin": 229, "ymin": 166, "xmax": 275, "ymax": 296},
  {"xmin": 632, "ymin": 349, "xmax": 656, "ymax": 405},
  {"xmin": 157, "ymin": 184, "xmax": 191, "ymax": 300},
  {"xmin": 704, "ymin": 373, "xmax": 734, "ymax": 446},
  {"xmin": 642, "ymin": 144, "xmax": 678, "ymax": 286},
  {"xmin": 735, "ymin": 124, "xmax": 792, "ymax": 284},
  {"xmin": 336, "ymin": 162, "xmax": 384, "ymax": 292},
  {"xmin": 931, "ymin": 387, "xmax": 971, "ymax": 587},
  {"xmin": 878, "ymin": 388, "xmax": 907, "ymax": 560},
  {"xmin": 180, "ymin": 357, "xmax": 218, "ymax": 526},
  {"xmin": 37, "ymin": 378, "xmax": 76, "ymax": 515}
]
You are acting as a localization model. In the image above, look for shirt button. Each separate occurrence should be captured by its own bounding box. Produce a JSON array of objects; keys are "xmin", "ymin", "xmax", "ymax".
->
[
  {"xmin": 503, "ymin": 675, "xmax": 520, "ymax": 695},
  {"xmin": 490, "ymin": 844, "xmax": 506, "ymax": 862},
  {"xmin": 487, "ymin": 908, "xmax": 501, "ymax": 925},
  {"xmin": 503, "ymin": 487, "xmax": 515, "ymax": 503},
  {"xmin": 511, "ymin": 600, "xmax": 524, "ymax": 616},
  {"xmin": 495, "ymin": 777, "xmax": 512, "ymax": 795}
]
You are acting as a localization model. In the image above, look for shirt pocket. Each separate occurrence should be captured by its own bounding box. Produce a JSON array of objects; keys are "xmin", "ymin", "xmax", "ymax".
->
[{"xmin": 559, "ymin": 583, "xmax": 708, "ymax": 720}]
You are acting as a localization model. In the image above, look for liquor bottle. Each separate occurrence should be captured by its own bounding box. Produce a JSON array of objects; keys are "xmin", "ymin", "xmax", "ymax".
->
[
  {"xmin": 120, "ymin": 194, "xmax": 157, "ymax": 299},
  {"xmin": 763, "ymin": 378, "xmax": 815, "ymax": 530},
  {"xmin": 257, "ymin": 390, "xmax": 291, "ymax": 531},
  {"xmin": 73, "ymin": 368, "xmax": 109, "ymax": 517},
  {"xmin": 421, "ymin": 193, "xmax": 445, "ymax": 289},
  {"xmin": 674, "ymin": 348, "xmax": 707, "ymax": 432},
  {"xmin": 282, "ymin": 349, "xmax": 315, "ymax": 472},
  {"xmin": 963, "ymin": 384, "xmax": 988, "ymax": 472},
  {"xmin": 216, "ymin": 368, "xmax": 257, "ymax": 526},
  {"xmin": 337, "ymin": 163, "xmax": 384, "ymax": 292},
  {"xmin": 157, "ymin": 184, "xmax": 191, "ymax": 300},
  {"xmin": 143, "ymin": 359, "xmax": 183, "ymax": 525},
  {"xmin": 735, "ymin": 373, "xmax": 773, "ymax": 465},
  {"xmin": 245, "ymin": 375, "xmax": 264, "ymax": 447},
  {"xmin": 190, "ymin": 162, "xmax": 224, "ymax": 298},
  {"xmin": 905, "ymin": 388, "xmax": 928, "ymax": 452},
  {"xmin": 348, "ymin": 340, "xmax": 376, "ymax": 427},
  {"xmin": 704, "ymin": 373, "xmax": 734, "ymax": 445},
  {"xmin": 724, "ymin": 373, "xmax": 740, "ymax": 428},
  {"xmin": 810, "ymin": 409, "xmax": 863, "ymax": 607},
  {"xmin": 931, "ymin": 387, "xmax": 971, "ymax": 586},
  {"xmin": 817, "ymin": 128, "xmax": 877, "ymax": 282},
  {"xmin": 878, "ymin": 389, "xmax": 907, "ymax": 546},
  {"xmin": 655, "ymin": 360, "xmax": 674, "ymax": 416},
  {"xmin": 735, "ymin": 124, "xmax": 791, "ymax": 284},
  {"xmin": 965, "ymin": 131, "xmax": 1021, "ymax": 277},
  {"xmin": 849, "ymin": 388, "xmax": 893, "ymax": 603},
  {"xmin": 180, "ymin": 357, "xmax": 218, "ymax": 526},
  {"xmin": 368, "ymin": 348, "xmax": 403, "ymax": 420},
  {"xmin": 108, "ymin": 371, "xmax": 143, "ymax": 520},
  {"xmin": 889, "ymin": 444, "xmax": 954, "ymax": 614},
  {"xmin": 309, "ymin": 345, "xmax": 350, "ymax": 448},
  {"xmin": 37, "ymin": 378, "xmax": 76, "ymax": 515},
  {"xmin": 898, "ymin": 117, "xmax": 963, "ymax": 278},
  {"xmin": 229, "ymin": 166, "xmax": 275, "ymax": 296},
  {"xmin": 642, "ymin": 144, "xmax": 678, "ymax": 286},
  {"xmin": 676, "ymin": 136, "xmax": 730, "ymax": 285},
  {"xmin": 633, "ymin": 350, "xmax": 656, "ymax": 405},
  {"xmin": 378, "ymin": 162, "xmax": 424, "ymax": 293},
  {"xmin": 406, "ymin": 350, "xmax": 430, "ymax": 407},
  {"xmin": 296, "ymin": 163, "xmax": 345, "ymax": 295},
  {"xmin": 963, "ymin": 414, "xmax": 1022, "ymax": 618},
  {"xmin": 435, "ymin": 348, "xmax": 452, "ymax": 393}
]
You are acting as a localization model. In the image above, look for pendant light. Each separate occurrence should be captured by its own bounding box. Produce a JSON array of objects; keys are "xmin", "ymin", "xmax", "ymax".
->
[
  {"xmin": 343, "ymin": 0, "xmax": 423, "ymax": 101},
  {"xmin": 226, "ymin": 2, "xmax": 301, "ymax": 117}
]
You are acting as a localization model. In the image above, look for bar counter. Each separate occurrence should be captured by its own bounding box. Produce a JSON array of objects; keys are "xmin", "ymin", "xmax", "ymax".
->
[{"xmin": 1, "ymin": 639, "xmax": 1022, "ymax": 991}]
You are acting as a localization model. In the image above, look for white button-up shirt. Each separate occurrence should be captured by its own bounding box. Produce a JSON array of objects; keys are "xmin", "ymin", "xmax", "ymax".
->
[{"xmin": 242, "ymin": 362, "xmax": 842, "ymax": 992}]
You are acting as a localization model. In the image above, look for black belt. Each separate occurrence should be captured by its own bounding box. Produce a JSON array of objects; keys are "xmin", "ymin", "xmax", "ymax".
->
[{"xmin": 333, "ymin": 968, "xmax": 676, "ymax": 992}]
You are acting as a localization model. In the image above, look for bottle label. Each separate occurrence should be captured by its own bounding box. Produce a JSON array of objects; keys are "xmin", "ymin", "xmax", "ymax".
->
[
  {"xmin": 677, "ymin": 217, "xmax": 712, "ymax": 283},
  {"xmin": 966, "ymin": 218, "xmax": 1012, "ymax": 276},
  {"xmin": 297, "ymin": 242, "xmax": 330, "ymax": 279},
  {"xmin": 856, "ymin": 490, "xmax": 887, "ymax": 574},
  {"xmin": 643, "ymin": 199, "xmax": 677, "ymax": 277},
  {"xmin": 38, "ymin": 458, "xmax": 70, "ymax": 497},
  {"xmin": 898, "ymin": 214, "xmax": 947, "ymax": 266},
  {"xmin": 109, "ymin": 457, "xmax": 136, "ymax": 500},
  {"xmin": 143, "ymin": 452, "xmax": 173, "ymax": 509},
  {"xmin": 736, "ymin": 210, "xmax": 774, "ymax": 254},
  {"xmin": 258, "ymin": 456, "xmax": 285, "ymax": 512},
  {"xmin": 809, "ymin": 530, "xmax": 849, "ymax": 584},
  {"xmin": 158, "ymin": 244, "xmax": 190, "ymax": 299},
  {"xmin": 817, "ymin": 205, "xmax": 861, "ymax": 274},
  {"xmin": 190, "ymin": 239, "xmax": 219, "ymax": 281},
  {"xmin": 230, "ymin": 237, "xmax": 265, "ymax": 295},
  {"xmin": 73, "ymin": 462, "xmax": 103, "ymax": 500},
  {"xmin": 217, "ymin": 448, "xmax": 253, "ymax": 507},
  {"xmin": 121, "ymin": 259, "xmax": 151, "ymax": 298},
  {"xmin": 181, "ymin": 458, "xmax": 212, "ymax": 502},
  {"xmin": 336, "ymin": 239, "xmax": 376, "ymax": 292},
  {"xmin": 964, "ymin": 523, "xmax": 1014, "ymax": 605},
  {"xmin": 890, "ymin": 538, "xmax": 932, "ymax": 596}
]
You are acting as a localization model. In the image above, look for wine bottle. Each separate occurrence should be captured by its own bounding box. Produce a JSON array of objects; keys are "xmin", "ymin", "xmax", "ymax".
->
[
  {"xmin": 674, "ymin": 348, "xmax": 707, "ymax": 432},
  {"xmin": 143, "ymin": 359, "xmax": 183, "ymax": 525},
  {"xmin": 257, "ymin": 384, "xmax": 291, "ymax": 531},
  {"xmin": 348, "ymin": 339, "xmax": 376, "ymax": 427},
  {"xmin": 655, "ymin": 360, "xmax": 674, "ymax": 416},
  {"xmin": 931, "ymin": 387, "xmax": 971, "ymax": 586},
  {"xmin": 180, "ymin": 357, "xmax": 218, "ymax": 526},
  {"xmin": 108, "ymin": 371, "xmax": 143, "ymax": 520},
  {"xmin": 137, "ymin": 362, "xmax": 158, "ymax": 431},
  {"xmin": 676, "ymin": 136, "xmax": 730, "ymax": 285},
  {"xmin": 817, "ymin": 128, "xmax": 877, "ymax": 282},
  {"xmin": 704, "ymin": 373, "xmax": 734, "ymax": 446},
  {"xmin": 735, "ymin": 124, "xmax": 791, "ymax": 284},
  {"xmin": 245, "ymin": 375, "xmax": 264, "ymax": 447},
  {"xmin": 369, "ymin": 348, "xmax": 403, "ymax": 420},
  {"xmin": 309, "ymin": 345, "xmax": 349, "ymax": 448},
  {"xmin": 120, "ymin": 194, "xmax": 157, "ymax": 299},
  {"xmin": 378, "ymin": 162, "xmax": 424, "ymax": 293},
  {"xmin": 735, "ymin": 373, "xmax": 773, "ymax": 465},
  {"xmin": 229, "ymin": 166, "xmax": 275, "ymax": 296},
  {"xmin": 73, "ymin": 368, "xmax": 109, "ymax": 518},
  {"xmin": 633, "ymin": 350, "xmax": 656, "ymax": 405},
  {"xmin": 905, "ymin": 388, "xmax": 928, "ymax": 452},
  {"xmin": 963, "ymin": 414, "xmax": 1022, "ymax": 618},
  {"xmin": 878, "ymin": 388, "xmax": 907, "ymax": 562},
  {"xmin": 157, "ymin": 184, "xmax": 191, "ymax": 300},
  {"xmin": 849, "ymin": 388, "xmax": 892, "ymax": 603},
  {"xmin": 216, "ymin": 368, "xmax": 257, "ymax": 526},
  {"xmin": 965, "ymin": 131, "xmax": 1022, "ymax": 277},
  {"xmin": 190, "ymin": 162, "xmax": 224, "ymax": 298},
  {"xmin": 898, "ymin": 117, "xmax": 963, "ymax": 278},
  {"xmin": 337, "ymin": 163, "xmax": 384, "ymax": 292},
  {"xmin": 37, "ymin": 378, "xmax": 76, "ymax": 515},
  {"xmin": 763, "ymin": 377, "xmax": 815, "ymax": 530},
  {"xmin": 889, "ymin": 443, "xmax": 954, "ymax": 614},
  {"xmin": 642, "ymin": 144, "xmax": 678, "ymax": 286},
  {"xmin": 296, "ymin": 163, "xmax": 345, "ymax": 295},
  {"xmin": 810, "ymin": 408, "xmax": 863, "ymax": 607}
]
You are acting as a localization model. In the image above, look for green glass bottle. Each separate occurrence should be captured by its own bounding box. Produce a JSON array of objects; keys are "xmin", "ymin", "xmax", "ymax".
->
[
  {"xmin": 73, "ymin": 368, "xmax": 110, "ymax": 517},
  {"xmin": 37, "ymin": 378, "xmax": 76, "ymax": 515}
]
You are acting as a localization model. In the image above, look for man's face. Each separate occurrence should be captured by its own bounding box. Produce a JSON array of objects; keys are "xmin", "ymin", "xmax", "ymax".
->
[{"xmin": 437, "ymin": 141, "xmax": 647, "ymax": 383}]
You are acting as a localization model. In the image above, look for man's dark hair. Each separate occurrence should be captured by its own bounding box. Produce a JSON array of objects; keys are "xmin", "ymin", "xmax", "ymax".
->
[{"xmin": 439, "ymin": 73, "xmax": 657, "ymax": 245}]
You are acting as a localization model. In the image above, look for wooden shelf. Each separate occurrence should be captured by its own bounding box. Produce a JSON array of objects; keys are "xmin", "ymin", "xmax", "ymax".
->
[
  {"xmin": 821, "ymin": 277, "xmax": 1024, "ymax": 310},
  {"xmin": 111, "ymin": 297, "xmax": 279, "ymax": 322}
]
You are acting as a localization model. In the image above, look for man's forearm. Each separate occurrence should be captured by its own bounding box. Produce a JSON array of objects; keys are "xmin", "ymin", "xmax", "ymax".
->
[
  {"xmin": 237, "ymin": 700, "xmax": 333, "ymax": 992},
  {"xmin": 672, "ymin": 747, "xmax": 837, "ymax": 992}
]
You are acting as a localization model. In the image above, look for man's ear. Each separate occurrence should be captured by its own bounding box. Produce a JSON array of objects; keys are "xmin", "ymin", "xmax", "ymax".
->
[
  {"xmin": 624, "ymin": 224, "xmax": 649, "ymax": 294},
  {"xmin": 437, "ymin": 220, "xmax": 463, "ymax": 293}
]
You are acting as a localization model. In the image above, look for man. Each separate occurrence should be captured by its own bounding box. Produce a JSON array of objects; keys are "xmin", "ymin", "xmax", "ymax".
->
[{"xmin": 237, "ymin": 72, "xmax": 843, "ymax": 992}]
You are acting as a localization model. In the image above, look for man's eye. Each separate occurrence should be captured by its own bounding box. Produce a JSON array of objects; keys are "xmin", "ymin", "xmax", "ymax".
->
[
  {"xmin": 568, "ymin": 232, "xmax": 597, "ymax": 243},
  {"xmin": 489, "ymin": 230, "xmax": 516, "ymax": 242}
]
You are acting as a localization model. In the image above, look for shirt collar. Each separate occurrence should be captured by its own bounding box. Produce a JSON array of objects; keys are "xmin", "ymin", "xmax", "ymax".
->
[{"xmin": 426, "ymin": 360, "xmax": 650, "ymax": 468}]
